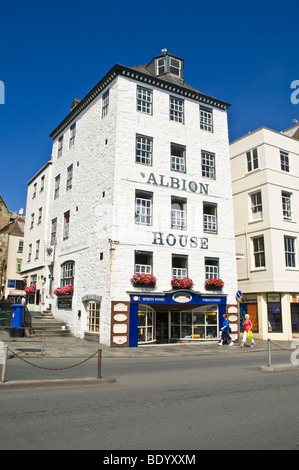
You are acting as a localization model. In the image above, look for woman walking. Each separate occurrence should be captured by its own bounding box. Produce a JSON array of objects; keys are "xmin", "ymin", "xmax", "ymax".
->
[
  {"xmin": 241, "ymin": 314, "xmax": 256, "ymax": 348},
  {"xmin": 218, "ymin": 314, "xmax": 234, "ymax": 346}
]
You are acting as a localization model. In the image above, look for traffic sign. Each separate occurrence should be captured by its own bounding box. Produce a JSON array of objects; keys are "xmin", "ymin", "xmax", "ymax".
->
[{"xmin": 236, "ymin": 290, "xmax": 243, "ymax": 302}]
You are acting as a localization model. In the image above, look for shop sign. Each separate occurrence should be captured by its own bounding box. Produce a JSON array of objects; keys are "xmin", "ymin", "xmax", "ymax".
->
[
  {"xmin": 172, "ymin": 293, "xmax": 192, "ymax": 303},
  {"xmin": 58, "ymin": 296, "xmax": 72, "ymax": 309},
  {"xmin": 45, "ymin": 245, "xmax": 54, "ymax": 262},
  {"xmin": 130, "ymin": 294, "xmax": 226, "ymax": 305}
]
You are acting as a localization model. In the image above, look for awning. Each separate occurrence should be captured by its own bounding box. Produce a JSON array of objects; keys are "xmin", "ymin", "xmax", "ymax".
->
[{"xmin": 9, "ymin": 290, "xmax": 26, "ymax": 296}]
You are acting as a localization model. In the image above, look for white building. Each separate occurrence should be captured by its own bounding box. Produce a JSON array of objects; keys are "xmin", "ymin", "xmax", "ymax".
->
[
  {"xmin": 230, "ymin": 124, "xmax": 299, "ymax": 341},
  {"xmin": 22, "ymin": 162, "xmax": 53, "ymax": 312},
  {"xmin": 24, "ymin": 51, "xmax": 238, "ymax": 346}
]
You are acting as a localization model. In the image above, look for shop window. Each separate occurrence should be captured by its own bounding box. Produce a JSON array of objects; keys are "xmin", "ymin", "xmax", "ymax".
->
[
  {"xmin": 138, "ymin": 304, "xmax": 155, "ymax": 343},
  {"xmin": 171, "ymin": 306, "xmax": 218, "ymax": 341},
  {"xmin": 267, "ymin": 293, "xmax": 282, "ymax": 333},
  {"xmin": 87, "ymin": 301, "xmax": 100, "ymax": 334}
]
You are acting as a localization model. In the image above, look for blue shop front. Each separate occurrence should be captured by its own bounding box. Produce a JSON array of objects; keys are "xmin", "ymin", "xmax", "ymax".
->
[{"xmin": 128, "ymin": 291, "xmax": 227, "ymax": 347}]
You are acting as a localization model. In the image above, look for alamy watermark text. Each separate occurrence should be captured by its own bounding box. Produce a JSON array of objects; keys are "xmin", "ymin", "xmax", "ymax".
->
[
  {"xmin": 0, "ymin": 81, "xmax": 4, "ymax": 104},
  {"xmin": 290, "ymin": 80, "xmax": 299, "ymax": 105}
]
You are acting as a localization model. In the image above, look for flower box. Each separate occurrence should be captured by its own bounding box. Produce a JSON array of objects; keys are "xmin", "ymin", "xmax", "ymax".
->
[
  {"xmin": 205, "ymin": 278, "xmax": 224, "ymax": 290},
  {"xmin": 24, "ymin": 284, "xmax": 36, "ymax": 294},
  {"xmin": 130, "ymin": 274, "xmax": 157, "ymax": 286},
  {"xmin": 54, "ymin": 286, "xmax": 74, "ymax": 296},
  {"xmin": 171, "ymin": 278, "xmax": 194, "ymax": 289}
]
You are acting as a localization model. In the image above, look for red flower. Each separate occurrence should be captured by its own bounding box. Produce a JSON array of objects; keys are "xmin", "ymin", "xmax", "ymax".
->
[
  {"xmin": 54, "ymin": 286, "xmax": 74, "ymax": 296},
  {"xmin": 171, "ymin": 278, "xmax": 194, "ymax": 289},
  {"xmin": 205, "ymin": 278, "xmax": 224, "ymax": 288},
  {"xmin": 25, "ymin": 284, "xmax": 36, "ymax": 294},
  {"xmin": 130, "ymin": 274, "xmax": 156, "ymax": 285}
]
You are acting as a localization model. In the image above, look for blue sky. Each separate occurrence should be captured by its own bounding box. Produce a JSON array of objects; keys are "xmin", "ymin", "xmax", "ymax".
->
[{"xmin": 0, "ymin": 0, "xmax": 298, "ymax": 212}]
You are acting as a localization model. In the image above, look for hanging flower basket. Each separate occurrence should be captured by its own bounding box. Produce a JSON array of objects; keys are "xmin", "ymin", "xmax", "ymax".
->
[
  {"xmin": 205, "ymin": 278, "xmax": 224, "ymax": 290},
  {"xmin": 171, "ymin": 278, "xmax": 194, "ymax": 289},
  {"xmin": 54, "ymin": 286, "xmax": 74, "ymax": 296},
  {"xmin": 130, "ymin": 274, "xmax": 157, "ymax": 286},
  {"xmin": 24, "ymin": 284, "xmax": 36, "ymax": 294}
]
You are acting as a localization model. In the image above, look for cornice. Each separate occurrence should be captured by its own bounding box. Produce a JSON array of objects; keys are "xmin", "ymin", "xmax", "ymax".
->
[{"xmin": 50, "ymin": 64, "xmax": 231, "ymax": 140}]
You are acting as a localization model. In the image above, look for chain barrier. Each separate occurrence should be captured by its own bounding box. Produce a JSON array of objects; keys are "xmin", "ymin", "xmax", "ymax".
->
[
  {"xmin": 7, "ymin": 347, "xmax": 99, "ymax": 371},
  {"xmin": 268, "ymin": 339, "xmax": 291, "ymax": 352}
]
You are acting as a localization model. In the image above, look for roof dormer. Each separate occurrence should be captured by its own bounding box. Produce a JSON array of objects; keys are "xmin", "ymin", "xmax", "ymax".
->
[{"xmin": 146, "ymin": 50, "xmax": 184, "ymax": 83}]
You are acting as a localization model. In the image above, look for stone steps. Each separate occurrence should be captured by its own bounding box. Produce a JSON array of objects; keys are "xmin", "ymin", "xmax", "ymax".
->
[{"xmin": 29, "ymin": 311, "xmax": 72, "ymax": 337}]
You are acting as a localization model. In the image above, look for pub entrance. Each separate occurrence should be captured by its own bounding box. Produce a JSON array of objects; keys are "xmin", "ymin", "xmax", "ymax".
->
[{"xmin": 156, "ymin": 312, "xmax": 169, "ymax": 343}]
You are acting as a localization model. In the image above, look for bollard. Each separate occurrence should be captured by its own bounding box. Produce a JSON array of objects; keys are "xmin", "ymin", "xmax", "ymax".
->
[
  {"xmin": 97, "ymin": 348, "xmax": 102, "ymax": 379},
  {"xmin": 267, "ymin": 339, "xmax": 271, "ymax": 367},
  {"xmin": 1, "ymin": 345, "xmax": 8, "ymax": 383}
]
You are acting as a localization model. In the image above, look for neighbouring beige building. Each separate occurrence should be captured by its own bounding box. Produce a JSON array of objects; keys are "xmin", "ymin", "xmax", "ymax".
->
[{"xmin": 230, "ymin": 124, "xmax": 299, "ymax": 341}]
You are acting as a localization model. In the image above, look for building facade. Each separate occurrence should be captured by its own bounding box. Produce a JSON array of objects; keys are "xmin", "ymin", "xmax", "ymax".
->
[
  {"xmin": 0, "ymin": 196, "xmax": 26, "ymax": 302},
  {"xmin": 22, "ymin": 162, "xmax": 53, "ymax": 312},
  {"xmin": 230, "ymin": 125, "xmax": 299, "ymax": 341},
  {"xmin": 23, "ymin": 52, "xmax": 238, "ymax": 346}
]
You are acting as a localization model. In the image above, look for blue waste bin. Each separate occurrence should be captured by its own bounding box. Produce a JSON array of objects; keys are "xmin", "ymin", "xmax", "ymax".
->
[{"xmin": 10, "ymin": 304, "xmax": 25, "ymax": 337}]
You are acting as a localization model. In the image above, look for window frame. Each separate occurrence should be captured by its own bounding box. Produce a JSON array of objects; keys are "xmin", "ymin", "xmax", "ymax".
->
[
  {"xmin": 102, "ymin": 90, "xmax": 109, "ymax": 118},
  {"xmin": 66, "ymin": 164, "xmax": 73, "ymax": 192},
  {"xmin": 205, "ymin": 258, "xmax": 219, "ymax": 280},
  {"xmin": 61, "ymin": 261, "xmax": 75, "ymax": 287},
  {"xmin": 171, "ymin": 197, "xmax": 187, "ymax": 230},
  {"xmin": 284, "ymin": 236, "xmax": 296, "ymax": 268},
  {"xmin": 136, "ymin": 135, "xmax": 153, "ymax": 166},
  {"xmin": 250, "ymin": 191, "xmax": 263, "ymax": 221},
  {"xmin": 69, "ymin": 123, "xmax": 76, "ymax": 148},
  {"xmin": 282, "ymin": 191, "xmax": 292, "ymax": 221},
  {"xmin": 170, "ymin": 143, "xmax": 186, "ymax": 173},
  {"xmin": 201, "ymin": 151, "xmax": 216, "ymax": 180},
  {"xmin": 203, "ymin": 202, "xmax": 218, "ymax": 234},
  {"xmin": 252, "ymin": 235, "xmax": 266, "ymax": 269},
  {"xmin": 136, "ymin": 86, "xmax": 153, "ymax": 115},
  {"xmin": 280, "ymin": 151, "xmax": 290, "ymax": 172},
  {"xmin": 169, "ymin": 96, "xmax": 184, "ymax": 124},
  {"xmin": 135, "ymin": 191, "xmax": 153, "ymax": 226},
  {"xmin": 87, "ymin": 301, "xmax": 101, "ymax": 334},
  {"xmin": 134, "ymin": 251, "xmax": 153, "ymax": 275},
  {"xmin": 63, "ymin": 211, "xmax": 70, "ymax": 241},
  {"xmin": 246, "ymin": 148, "xmax": 259, "ymax": 172},
  {"xmin": 200, "ymin": 107, "xmax": 213, "ymax": 132}
]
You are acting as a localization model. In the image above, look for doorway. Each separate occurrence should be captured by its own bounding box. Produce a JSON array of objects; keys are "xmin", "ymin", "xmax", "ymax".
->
[
  {"xmin": 156, "ymin": 312, "xmax": 169, "ymax": 343},
  {"xmin": 291, "ymin": 304, "xmax": 299, "ymax": 334}
]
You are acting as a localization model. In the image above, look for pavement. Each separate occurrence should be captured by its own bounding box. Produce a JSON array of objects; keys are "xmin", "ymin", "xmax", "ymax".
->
[{"xmin": 0, "ymin": 330, "xmax": 298, "ymax": 389}]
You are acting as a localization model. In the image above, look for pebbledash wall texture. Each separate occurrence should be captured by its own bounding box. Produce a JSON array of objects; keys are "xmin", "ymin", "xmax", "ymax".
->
[{"xmin": 35, "ymin": 52, "xmax": 238, "ymax": 346}]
